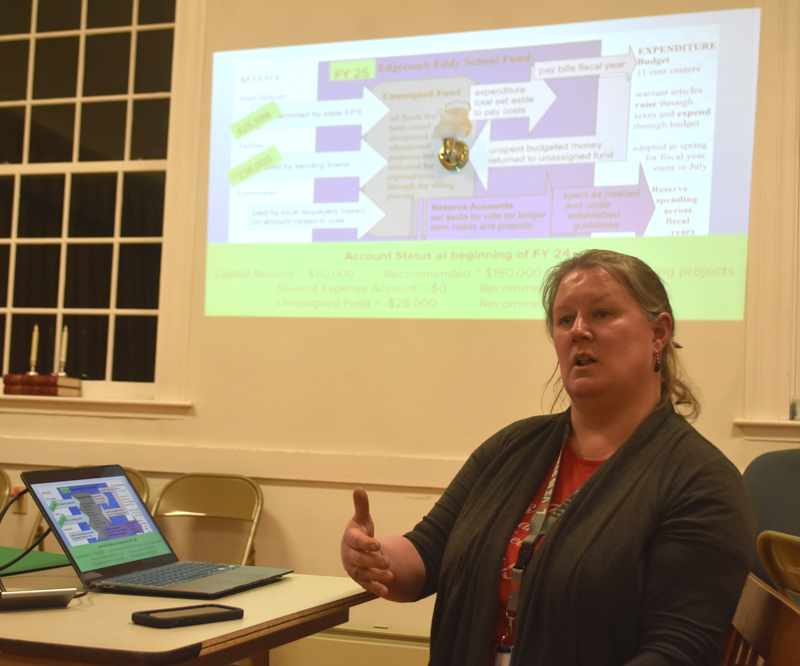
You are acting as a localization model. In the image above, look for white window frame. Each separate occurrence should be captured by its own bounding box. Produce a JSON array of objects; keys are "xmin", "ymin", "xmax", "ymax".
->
[
  {"xmin": 736, "ymin": 0, "xmax": 800, "ymax": 439},
  {"xmin": 0, "ymin": 0, "xmax": 204, "ymax": 416}
]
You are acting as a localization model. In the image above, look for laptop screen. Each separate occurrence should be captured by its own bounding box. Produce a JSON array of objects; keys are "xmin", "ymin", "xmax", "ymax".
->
[{"xmin": 26, "ymin": 472, "xmax": 172, "ymax": 574}]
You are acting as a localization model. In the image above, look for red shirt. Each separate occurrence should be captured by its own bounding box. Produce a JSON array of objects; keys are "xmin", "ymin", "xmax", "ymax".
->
[{"xmin": 490, "ymin": 441, "xmax": 605, "ymax": 659}]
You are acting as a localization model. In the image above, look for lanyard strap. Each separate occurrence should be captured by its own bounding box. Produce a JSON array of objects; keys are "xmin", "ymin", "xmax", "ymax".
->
[{"xmin": 507, "ymin": 436, "xmax": 579, "ymax": 616}]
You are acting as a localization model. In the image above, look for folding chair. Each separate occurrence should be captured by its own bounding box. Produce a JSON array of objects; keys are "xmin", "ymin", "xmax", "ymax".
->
[{"xmin": 150, "ymin": 473, "xmax": 263, "ymax": 566}]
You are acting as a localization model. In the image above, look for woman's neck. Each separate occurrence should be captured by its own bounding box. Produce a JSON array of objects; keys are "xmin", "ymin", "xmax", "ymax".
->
[{"xmin": 568, "ymin": 398, "xmax": 659, "ymax": 461}]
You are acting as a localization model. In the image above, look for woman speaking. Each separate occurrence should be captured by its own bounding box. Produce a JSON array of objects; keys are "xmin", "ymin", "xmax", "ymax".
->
[{"xmin": 341, "ymin": 249, "xmax": 755, "ymax": 666}]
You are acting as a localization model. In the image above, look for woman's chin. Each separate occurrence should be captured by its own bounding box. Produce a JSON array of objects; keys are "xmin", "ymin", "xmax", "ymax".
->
[{"xmin": 564, "ymin": 378, "xmax": 606, "ymax": 402}]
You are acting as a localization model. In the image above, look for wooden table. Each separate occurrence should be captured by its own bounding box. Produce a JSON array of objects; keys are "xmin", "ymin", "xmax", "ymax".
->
[{"xmin": 0, "ymin": 568, "xmax": 374, "ymax": 665}]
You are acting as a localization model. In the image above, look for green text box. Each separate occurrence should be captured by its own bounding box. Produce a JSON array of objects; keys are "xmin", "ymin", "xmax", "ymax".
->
[
  {"xmin": 71, "ymin": 532, "xmax": 171, "ymax": 571},
  {"xmin": 205, "ymin": 236, "xmax": 748, "ymax": 320},
  {"xmin": 230, "ymin": 101, "xmax": 282, "ymax": 140},
  {"xmin": 226, "ymin": 146, "xmax": 282, "ymax": 187},
  {"xmin": 329, "ymin": 59, "xmax": 376, "ymax": 81}
]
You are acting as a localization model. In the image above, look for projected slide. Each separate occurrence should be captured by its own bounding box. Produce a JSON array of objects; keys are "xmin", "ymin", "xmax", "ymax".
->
[
  {"xmin": 207, "ymin": 9, "xmax": 759, "ymax": 319},
  {"xmin": 31, "ymin": 477, "xmax": 170, "ymax": 570}
]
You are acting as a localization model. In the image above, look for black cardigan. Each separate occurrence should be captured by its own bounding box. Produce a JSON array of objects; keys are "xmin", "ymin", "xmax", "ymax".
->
[{"xmin": 405, "ymin": 404, "xmax": 756, "ymax": 666}]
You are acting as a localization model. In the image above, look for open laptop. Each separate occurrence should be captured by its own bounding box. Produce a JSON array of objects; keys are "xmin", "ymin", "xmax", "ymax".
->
[{"xmin": 21, "ymin": 465, "xmax": 292, "ymax": 599}]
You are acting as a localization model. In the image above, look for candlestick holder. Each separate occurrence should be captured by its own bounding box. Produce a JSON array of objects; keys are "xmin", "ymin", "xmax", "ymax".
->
[
  {"xmin": 57, "ymin": 360, "xmax": 67, "ymax": 377},
  {"xmin": 27, "ymin": 360, "xmax": 38, "ymax": 376}
]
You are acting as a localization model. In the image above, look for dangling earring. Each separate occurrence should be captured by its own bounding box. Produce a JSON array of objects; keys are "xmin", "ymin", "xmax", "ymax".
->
[{"xmin": 654, "ymin": 353, "xmax": 661, "ymax": 373}]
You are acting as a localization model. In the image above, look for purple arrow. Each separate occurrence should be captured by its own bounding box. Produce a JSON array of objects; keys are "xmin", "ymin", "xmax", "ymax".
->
[
  {"xmin": 550, "ymin": 165, "xmax": 654, "ymax": 236},
  {"xmin": 425, "ymin": 195, "xmax": 551, "ymax": 240}
]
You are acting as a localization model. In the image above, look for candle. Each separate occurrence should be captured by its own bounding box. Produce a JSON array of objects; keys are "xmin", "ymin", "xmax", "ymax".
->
[
  {"xmin": 30, "ymin": 324, "xmax": 39, "ymax": 363},
  {"xmin": 59, "ymin": 325, "xmax": 69, "ymax": 365}
]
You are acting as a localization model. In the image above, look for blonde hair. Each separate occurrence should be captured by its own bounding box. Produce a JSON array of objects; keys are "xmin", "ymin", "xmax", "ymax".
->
[{"xmin": 541, "ymin": 249, "xmax": 699, "ymax": 419}]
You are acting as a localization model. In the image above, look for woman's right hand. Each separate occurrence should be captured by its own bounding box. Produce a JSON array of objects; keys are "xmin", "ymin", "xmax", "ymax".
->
[{"xmin": 341, "ymin": 487, "xmax": 394, "ymax": 596}]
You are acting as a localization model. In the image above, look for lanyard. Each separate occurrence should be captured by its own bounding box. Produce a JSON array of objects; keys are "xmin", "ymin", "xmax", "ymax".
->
[
  {"xmin": 500, "ymin": 429, "xmax": 581, "ymax": 657},
  {"xmin": 507, "ymin": 430, "xmax": 580, "ymax": 617}
]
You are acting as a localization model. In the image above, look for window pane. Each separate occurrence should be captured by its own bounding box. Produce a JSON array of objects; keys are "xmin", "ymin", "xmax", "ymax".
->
[
  {"xmin": 62, "ymin": 314, "xmax": 108, "ymax": 380},
  {"xmin": 131, "ymin": 98, "xmax": 169, "ymax": 160},
  {"xmin": 0, "ymin": 176, "xmax": 13, "ymax": 237},
  {"xmin": 69, "ymin": 173, "xmax": 116, "ymax": 238},
  {"xmin": 33, "ymin": 36, "xmax": 79, "ymax": 99},
  {"xmin": 19, "ymin": 174, "xmax": 64, "ymax": 238},
  {"xmin": 87, "ymin": 0, "xmax": 132, "ymax": 28},
  {"xmin": 79, "ymin": 101, "xmax": 125, "ymax": 161},
  {"xmin": 0, "ymin": 107, "xmax": 25, "ymax": 163},
  {"xmin": 0, "ymin": 245, "xmax": 8, "ymax": 306},
  {"xmin": 121, "ymin": 171, "xmax": 164, "ymax": 237},
  {"xmin": 13, "ymin": 244, "xmax": 60, "ymax": 307},
  {"xmin": 117, "ymin": 243, "xmax": 161, "ymax": 309},
  {"xmin": 1, "ymin": 0, "xmax": 173, "ymax": 387},
  {"xmin": 0, "ymin": 0, "xmax": 32, "ymax": 35},
  {"xmin": 29, "ymin": 104, "xmax": 74, "ymax": 163},
  {"xmin": 84, "ymin": 33, "xmax": 131, "ymax": 97},
  {"xmin": 0, "ymin": 40, "xmax": 28, "ymax": 101},
  {"xmin": 9, "ymin": 313, "xmax": 56, "ymax": 375},
  {"xmin": 112, "ymin": 315, "xmax": 156, "ymax": 382},
  {"xmin": 139, "ymin": 0, "xmax": 175, "ymax": 24},
  {"xmin": 36, "ymin": 0, "xmax": 81, "ymax": 32},
  {"xmin": 134, "ymin": 29, "xmax": 173, "ymax": 93},
  {"xmin": 64, "ymin": 244, "xmax": 112, "ymax": 308}
]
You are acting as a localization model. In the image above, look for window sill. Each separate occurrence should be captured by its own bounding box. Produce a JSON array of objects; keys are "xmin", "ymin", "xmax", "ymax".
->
[
  {"xmin": 0, "ymin": 395, "xmax": 194, "ymax": 419},
  {"xmin": 733, "ymin": 418, "xmax": 800, "ymax": 442}
]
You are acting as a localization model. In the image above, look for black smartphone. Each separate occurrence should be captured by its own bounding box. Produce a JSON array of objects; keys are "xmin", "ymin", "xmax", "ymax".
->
[{"xmin": 132, "ymin": 603, "xmax": 243, "ymax": 628}]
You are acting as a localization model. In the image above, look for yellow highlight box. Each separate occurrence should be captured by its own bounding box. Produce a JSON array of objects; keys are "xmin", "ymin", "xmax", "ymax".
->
[
  {"xmin": 230, "ymin": 101, "xmax": 282, "ymax": 140},
  {"xmin": 226, "ymin": 146, "xmax": 282, "ymax": 187},
  {"xmin": 329, "ymin": 59, "xmax": 376, "ymax": 81}
]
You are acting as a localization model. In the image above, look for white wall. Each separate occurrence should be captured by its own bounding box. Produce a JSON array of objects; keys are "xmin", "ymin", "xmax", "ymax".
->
[{"xmin": 1, "ymin": 0, "xmax": 798, "ymax": 663}]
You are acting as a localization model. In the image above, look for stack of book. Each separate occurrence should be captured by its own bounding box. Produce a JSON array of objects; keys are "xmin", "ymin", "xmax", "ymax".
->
[{"xmin": 3, "ymin": 374, "xmax": 82, "ymax": 397}]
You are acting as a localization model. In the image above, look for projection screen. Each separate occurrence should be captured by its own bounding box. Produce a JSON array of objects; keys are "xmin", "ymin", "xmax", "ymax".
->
[{"xmin": 206, "ymin": 9, "xmax": 760, "ymax": 320}]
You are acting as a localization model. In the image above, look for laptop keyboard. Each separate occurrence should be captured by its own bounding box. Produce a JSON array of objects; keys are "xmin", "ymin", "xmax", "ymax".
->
[{"xmin": 105, "ymin": 561, "xmax": 240, "ymax": 588}]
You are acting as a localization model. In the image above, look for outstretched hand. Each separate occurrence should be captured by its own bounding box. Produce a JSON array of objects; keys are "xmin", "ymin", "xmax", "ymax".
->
[{"xmin": 341, "ymin": 487, "xmax": 393, "ymax": 596}]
